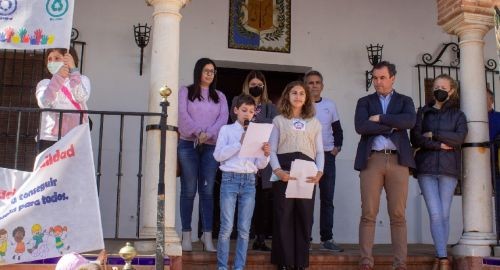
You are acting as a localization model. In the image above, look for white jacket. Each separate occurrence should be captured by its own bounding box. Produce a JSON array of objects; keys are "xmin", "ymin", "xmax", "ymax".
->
[{"xmin": 36, "ymin": 72, "xmax": 91, "ymax": 141}]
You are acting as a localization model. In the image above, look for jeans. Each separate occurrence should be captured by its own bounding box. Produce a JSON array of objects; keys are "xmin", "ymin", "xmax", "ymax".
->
[
  {"xmin": 418, "ymin": 174, "xmax": 457, "ymax": 258},
  {"xmin": 319, "ymin": 152, "xmax": 336, "ymax": 242},
  {"xmin": 178, "ymin": 139, "xmax": 218, "ymax": 232},
  {"xmin": 217, "ymin": 172, "xmax": 256, "ymax": 270}
]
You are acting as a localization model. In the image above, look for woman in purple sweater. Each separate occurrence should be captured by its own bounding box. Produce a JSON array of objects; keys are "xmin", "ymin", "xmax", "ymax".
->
[{"xmin": 178, "ymin": 58, "xmax": 229, "ymax": 252}]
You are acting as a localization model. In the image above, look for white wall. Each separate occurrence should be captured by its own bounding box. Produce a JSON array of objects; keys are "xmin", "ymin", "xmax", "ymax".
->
[
  {"xmin": 74, "ymin": 1, "xmax": 152, "ymax": 111},
  {"xmin": 73, "ymin": 0, "xmax": 500, "ymax": 242},
  {"xmin": 73, "ymin": 0, "xmax": 154, "ymax": 238}
]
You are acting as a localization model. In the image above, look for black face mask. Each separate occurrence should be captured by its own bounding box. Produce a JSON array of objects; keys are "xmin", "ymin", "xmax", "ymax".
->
[
  {"xmin": 249, "ymin": 86, "xmax": 264, "ymax": 97},
  {"xmin": 433, "ymin": 89, "xmax": 448, "ymax": 102}
]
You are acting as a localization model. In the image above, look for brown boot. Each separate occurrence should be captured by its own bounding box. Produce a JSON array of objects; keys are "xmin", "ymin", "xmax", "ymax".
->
[
  {"xmin": 431, "ymin": 258, "xmax": 439, "ymax": 270},
  {"xmin": 439, "ymin": 258, "xmax": 451, "ymax": 270}
]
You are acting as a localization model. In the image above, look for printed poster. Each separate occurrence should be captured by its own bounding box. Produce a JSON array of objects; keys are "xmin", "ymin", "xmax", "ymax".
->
[
  {"xmin": 0, "ymin": 0, "xmax": 75, "ymax": 49},
  {"xmin": 0, "ymin": 124, "xmax": 104, "ymax": 265}
]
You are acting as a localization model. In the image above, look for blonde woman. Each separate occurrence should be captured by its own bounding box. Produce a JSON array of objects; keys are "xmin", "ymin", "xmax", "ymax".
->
[{"xmin": 410, "ymin": 74, "xmax": 467, "ymax": 270}]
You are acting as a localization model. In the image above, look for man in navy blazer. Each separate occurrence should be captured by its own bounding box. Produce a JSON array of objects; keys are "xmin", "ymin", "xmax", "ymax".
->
[{"xmin": 354, "ymin": 61, "xmax": 416, "ymax": 270}]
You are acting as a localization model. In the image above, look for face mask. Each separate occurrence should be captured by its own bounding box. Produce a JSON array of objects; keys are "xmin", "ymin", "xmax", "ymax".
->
[
  {"xmin": 47, "ymin": 61, "xmax": 64, "ymax": 75},
  {"xmin": 433, "ymin": 89, "xmax": 448, "ymax": 102},
  {"xmin": 249, "ymin": 86, "xmax": 264, "ymax": 97}
]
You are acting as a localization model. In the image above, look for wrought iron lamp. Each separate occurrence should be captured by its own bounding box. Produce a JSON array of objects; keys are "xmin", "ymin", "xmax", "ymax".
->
[
  {"xmin": 365, "ymin": 43, "xmax": 383, "ymax": 91},
  {"xmin": 133, "ymin": 23, "xmax": 151, "ymax": 76}
]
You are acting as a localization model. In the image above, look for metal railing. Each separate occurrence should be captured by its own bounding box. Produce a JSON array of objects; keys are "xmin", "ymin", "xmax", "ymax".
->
[
  {"xmin": 414, "ymin": 42, "xmax": 498, "ymax": 109},
  {"xmin": 0, "ymin": 106, "xmax": 165, "ymax": 240}
]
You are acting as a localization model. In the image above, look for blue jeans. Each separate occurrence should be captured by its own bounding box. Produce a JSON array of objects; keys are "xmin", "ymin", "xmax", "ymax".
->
[
  {"xmin": 217, "ymin": 172, "xmax": 256, "ymax": 270},
  {"xmin": 418, "ymin": 174, "xmax": 457, "ymax": 257},
  {"xmin": 178, "ymin": 139, "xmax": 218, "ymax": 232},
  {"xmin": 319, "ymin": 152, "xmax": 336, "ymax": 242}
]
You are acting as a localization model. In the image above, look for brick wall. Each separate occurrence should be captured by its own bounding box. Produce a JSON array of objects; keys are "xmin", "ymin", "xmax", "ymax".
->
[{"xmin": 437, "ymin": 0, "xmax": 499, "ymax": 26}]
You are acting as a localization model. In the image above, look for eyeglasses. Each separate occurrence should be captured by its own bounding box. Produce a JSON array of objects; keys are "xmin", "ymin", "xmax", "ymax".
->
[
  {"xmin": 203, "ymin": 69, "xmax": 217, "ymax": 76},
  {"xmin": 249, "ymin": 83, "xmax": 264, "ymax": 88}
]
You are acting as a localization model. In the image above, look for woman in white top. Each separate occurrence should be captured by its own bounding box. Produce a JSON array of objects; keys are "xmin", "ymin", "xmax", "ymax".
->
[
  {"xmin": 270, "ymin": 81, "xmax": 324, "ymax": 270},
  {"xmin": 36, "ymin": 47, "xmax": 90, "ymax": 151}
]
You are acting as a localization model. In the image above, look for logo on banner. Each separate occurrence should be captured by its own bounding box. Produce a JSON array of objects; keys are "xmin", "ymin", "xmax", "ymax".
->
[
  {"xmin": 45, "ymin": 0, "xmax": 68, "ymax": 18},
  {"xmin": 0, "ymin": 0, "xmax": 17, "ymax": 20}
]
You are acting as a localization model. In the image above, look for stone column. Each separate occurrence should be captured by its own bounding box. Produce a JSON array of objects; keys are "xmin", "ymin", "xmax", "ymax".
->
[
  {"xmin": 140, "ymin": 0, "xmax": 190, "ymax": 262},
  {"xmin": 438, "ymin": 1, "xmax": 497, "ymax": 256}
]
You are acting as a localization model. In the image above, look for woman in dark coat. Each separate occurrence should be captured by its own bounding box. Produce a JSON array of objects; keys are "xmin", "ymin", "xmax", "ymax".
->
[
  {"xmin": 410, "ymin": 74, "xmax": 467, "ymax": 270},
  {"xmin": 230, "ymin": 70, "xmax": 277, "ymax": 251}
]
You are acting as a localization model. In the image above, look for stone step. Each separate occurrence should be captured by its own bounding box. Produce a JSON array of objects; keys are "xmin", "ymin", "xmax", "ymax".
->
[
  {"xmin": 4, "ymin": 243, "xmax": 500, "ymax": 270},
  {"xmin": 183, "ymin": 243, "xmax": 437, "ymax": 270}
]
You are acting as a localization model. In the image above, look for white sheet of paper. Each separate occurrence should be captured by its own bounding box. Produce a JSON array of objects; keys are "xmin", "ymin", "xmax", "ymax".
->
[
  {"xmin": 285, "ymin": 159, "xmax": 318, "ymax": 199},
  {"xmin": 239, "ymin": 122, "xmax": 274, "ymax": 158}
]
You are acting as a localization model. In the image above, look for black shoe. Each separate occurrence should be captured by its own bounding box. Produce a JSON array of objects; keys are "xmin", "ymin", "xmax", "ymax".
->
[
  {"xmin": 253, "ymin": 240, "xmax": 271, "ymax": 251},
  {"xmin": 259, "ymin": 242, "xmax": 271, "ymax": 251},
  {"xmin": 277, "ymin": 265, "xmax": 289, "ymax": 270},
  {"xmin": 294, "ymin": 267, "xmax": 305, "ymax": 270},
  {"xmin": 320, "ymin": 239, "xmax": 344, "ymax": 252}
]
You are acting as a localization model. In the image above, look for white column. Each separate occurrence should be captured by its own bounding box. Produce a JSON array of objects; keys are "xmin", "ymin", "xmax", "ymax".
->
[
  {"xmin": 451, "ymin": 22, "xmax": 497, "ymax": 256},
  {"xmin": 140, "ymin": 0, "xmax": 190, "ymax": 258}
]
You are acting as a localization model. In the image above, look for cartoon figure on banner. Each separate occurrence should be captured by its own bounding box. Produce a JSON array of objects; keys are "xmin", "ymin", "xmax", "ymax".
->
[
  {"xmin": 0, "ymin": 229, "xmax": 7, "ymax": 263},
  {"xmin": 49, "ymin": 225, "xmax": 69, "ymax": 254},
  {"xmin": 0, "ymin": 0, "xmax": 17, "ymax": 17},
  {"xmin": 10, "ymin": 226, "xmax": 25, "ymax": 260},
  {"xmin": 28, "ymin": 224, "xmax": 49, "ymax": 258}
]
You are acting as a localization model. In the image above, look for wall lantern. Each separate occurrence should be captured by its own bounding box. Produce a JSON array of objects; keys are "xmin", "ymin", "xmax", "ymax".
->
[
  {"xmin": 365, "ymin": 43, "xmax": 383, "ymax": 91},
  {"xmin": 133, "ymin": 23, "xmax": 151, "ymax": 76}
]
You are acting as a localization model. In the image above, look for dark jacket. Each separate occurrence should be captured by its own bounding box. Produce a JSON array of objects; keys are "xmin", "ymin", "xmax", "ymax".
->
[
  {"xmin": 489, "ymin": 110, "xmax": 500, "ymax": 142},
  {"xmin": 410, "ymin": 99, "xmax": 468, "ymax": 178},
  {"xmin": 230, "ymin": 96, "xmax": 278, "ymax": 188},
  {"xmin": 354, "ymin": 91, "xmax": 416, "ymax": 171},
  {"xmin": 230, "ymin": 96, "xmax": 278, "ymax": 124}
]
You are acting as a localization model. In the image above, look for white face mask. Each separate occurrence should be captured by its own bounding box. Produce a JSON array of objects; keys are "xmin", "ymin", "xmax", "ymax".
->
[{"xmin": 47, "ymin": 61, "xmax": 64, "ymax": 75}]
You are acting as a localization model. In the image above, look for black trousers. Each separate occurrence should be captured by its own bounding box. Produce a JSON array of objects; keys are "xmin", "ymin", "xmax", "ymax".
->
[{"xmin": 271, "ymin": 152, "xmax": 315, "ymax": 267}]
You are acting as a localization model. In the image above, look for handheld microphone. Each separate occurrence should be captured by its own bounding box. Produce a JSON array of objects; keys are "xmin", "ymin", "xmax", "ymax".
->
[{"xmin": 243, "ymin": 120, "xmax": 250, "ymax": 131}]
